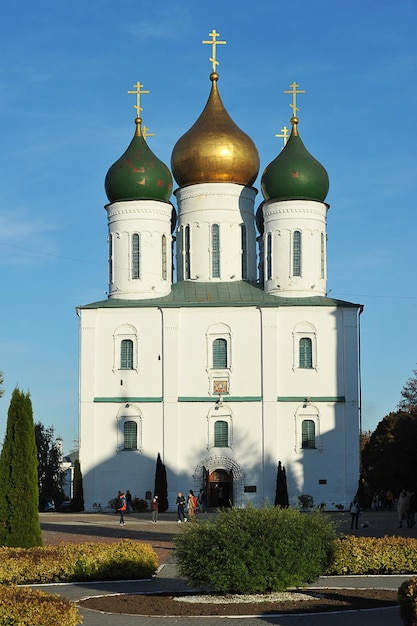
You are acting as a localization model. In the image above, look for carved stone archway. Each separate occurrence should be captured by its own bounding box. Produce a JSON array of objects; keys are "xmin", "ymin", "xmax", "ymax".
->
[{"xmin": 194, "ymin": 456, "xmax": 245, "ymax": 508}]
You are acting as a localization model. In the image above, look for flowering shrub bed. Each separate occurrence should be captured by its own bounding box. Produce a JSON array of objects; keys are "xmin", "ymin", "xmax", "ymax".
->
[
  {"xmin": 0, "ymin": 586, "xmax": 81, "ymax": 626},
  {"xmin": 326, "ymin": 535, "xmax": 417, "ymax": 575},
  {"xmin": 0, "ymin": 539, "xmax": 158, "ymax": 584}
]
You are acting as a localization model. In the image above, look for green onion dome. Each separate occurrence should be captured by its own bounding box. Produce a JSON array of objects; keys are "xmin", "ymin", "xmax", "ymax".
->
[
  {"xmin": 105, "ymin": 117, "xmax": 173, "ymax": 203},
  {"xmin": 261, "ymin": 117, "xmax": 329, "ymax": 202}
]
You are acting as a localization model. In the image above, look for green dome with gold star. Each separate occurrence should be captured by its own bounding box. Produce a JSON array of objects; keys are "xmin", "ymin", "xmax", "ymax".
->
[{"xmin": 105, "ymin": 118, "xmax": 173, "ymax": 203}]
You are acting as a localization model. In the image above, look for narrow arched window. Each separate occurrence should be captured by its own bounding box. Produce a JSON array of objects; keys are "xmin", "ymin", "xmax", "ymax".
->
[
  {"xmin": 121, "ymin": 339, "xmax": 134, "ymax": 370},
  {"xmin": 320, "ymin": 232, "xmax": 325, "ymax": 279},
  {"xmin": 214, "ymin": 421, "xmax": 228, "ymax": 447},
  {"xmin": 124, "ymin": 421, "xmax": 137, "ymax": 450},
  {"xmin": 293, "ymin": 230, "xmax": 301, "ymax": 276},
  {"xmin": 299, "ymin": 338, "xmax": 313, "ymax": 369},
  {"xmin": 184, "ymin": 225, "xmax": 190, "ymax": 279},
  {"xmin": 161, "ymin": 235, "xmax": 167, "ymax": 280},
  {"xmin": 132, "ymin": 233, "xmax": 140, "ymax": 279},
  {"xmin": 212, "ymin": 224, "xmax": 220, "ymax": 278},
  {"xmin": 266, "ymin": 233, "xmax": 272, "ymax": 280},
  {"xmin": 108, "ymin": 234, "xmax": 114, "ymax": 285},
  {"xmin": 213, "ymin": 338, "xmax": 227, "ymax": 369},
  {"xmin": 302, "ymin": 420, "xmax": 315, "ymax": 449},
  {"xmin": 241, "ymin": 224, "xmax": 248, "ymax": 279}
]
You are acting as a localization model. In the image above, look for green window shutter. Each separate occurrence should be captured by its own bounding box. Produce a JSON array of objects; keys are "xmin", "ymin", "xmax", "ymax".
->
[
  {"xmin": 213, "ymin": 338, "xmax": 227, "ymax": 369},
  {"xmin": 121, "ymin": 339, "xmax": 134, "ymax": 370},
  {"xmin": 124, "ymin": 420, "xmax": 137, "ymax": 450},
  {"xmin": 214, "ymin": 421, "xmax": 228, "ymax": 447}
]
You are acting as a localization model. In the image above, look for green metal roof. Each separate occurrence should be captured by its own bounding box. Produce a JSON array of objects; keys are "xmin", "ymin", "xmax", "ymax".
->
[{"xmin": 78, "ymin": 281, "xmax": 362, "ymax": 310}]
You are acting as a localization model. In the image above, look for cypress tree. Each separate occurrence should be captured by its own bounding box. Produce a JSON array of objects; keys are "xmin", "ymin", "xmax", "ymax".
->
[
  {"xmin": 154, "ymin": 453, "xmax": 168, "ymax": 512},
  {"xmin": 71, "ymin": 459, "xmax": 84, "ymax": 512},
  {"xmin": 274, "ymin": 460, "xmax": 289, "ymax": 507},
  {"xmin": 0, "ymin": 388, "xmax": 42, "ymax": 547}
]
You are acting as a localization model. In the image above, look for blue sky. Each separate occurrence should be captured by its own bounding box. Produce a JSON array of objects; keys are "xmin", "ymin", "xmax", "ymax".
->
[{"xmin": 1, "ymin": 0, "xmax": 416, "ymax": 453}]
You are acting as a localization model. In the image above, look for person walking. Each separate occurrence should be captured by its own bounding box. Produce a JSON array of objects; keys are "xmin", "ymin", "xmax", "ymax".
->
[
  {"xmin": 125, "ymin": 489, "xmax": 132, "ymax": 513},
  {"xmin": 397, "ymin": 489, "xmax": 409, "ymax": 528},
  {"xmin": 176, "ymin": 491, "xmax": 186, "ymax": 523},
  {"xmin": 151, "ymin": 495, "xmax": 159, "ymax": 523},
  {"xmin": 349, "ymin": 496, "xmax": 360, "ymax": 529},
  {"xmin": 187, "ymin": 489, "xmax": 197, "ymax": 522},
  {"xmin": 117, "ymin": 491, "xmax": 127, "ymax": 525}
]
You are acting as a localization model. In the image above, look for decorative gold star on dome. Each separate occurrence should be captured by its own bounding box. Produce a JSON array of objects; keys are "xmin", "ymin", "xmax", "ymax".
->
[
  {"xmin": 284, "ymin": 81, "xmax": 305, "ymax": 118},
  {"xmin": 202, "ymin": 29, "xmax": 226, "ymax": 73}
]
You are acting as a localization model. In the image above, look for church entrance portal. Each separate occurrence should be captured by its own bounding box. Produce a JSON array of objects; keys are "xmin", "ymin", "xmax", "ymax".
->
[{"xmin": 208, "ymin": 469, "xmax": 232, "ymax": 508}]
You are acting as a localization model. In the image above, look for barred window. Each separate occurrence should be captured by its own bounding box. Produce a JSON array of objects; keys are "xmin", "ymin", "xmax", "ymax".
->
[
  {"xmin": 162, "ymin": 235, "xmax": 167, "ymax": 280},
  {"xmin": 212, "ymin": 224, "xmax": 220, "ymax": 278},
  {"xmin": 266, "ymin": 233, "xmax": 272, "ymax": 280},
  {"xmin": 302, "ymin": 420, "xmax": 315, "ymax": 449},
  {"xmin": 121, "ymin": 339, "xmax": 134, "ymax": 370},
  {"xmin": 124, "ymin": 421, "xmax": 137, "ymax": 450},
  {"xmin": 213, "ymin": 338, "xmax": 227, "ymax": 369},
  {"xmin": 132, "ymin": 233, "xmax": 140, "ymax": 279},
  {"xmin": 214, "ymin": 421, "xmax": 228, "ymax": 447},
  {"xmin": 241, "ymin": 224, "xmax": 248, "ymax": 279},
  {"xmin": 293, "ymin": 230, "xmax": 301, "ymax": 276},
  {"xmin": 299, "ymin": 337, "xmax": 313, "ymax": 369},
  {"xmin": 184, "ymin": 225, "xmax": 190, "ymax": 279}
]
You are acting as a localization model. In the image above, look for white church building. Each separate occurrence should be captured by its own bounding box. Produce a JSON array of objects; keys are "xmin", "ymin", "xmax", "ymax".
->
[{"xmin": 77, "ymin": 32, "xmax": 363, "ymax": 512}]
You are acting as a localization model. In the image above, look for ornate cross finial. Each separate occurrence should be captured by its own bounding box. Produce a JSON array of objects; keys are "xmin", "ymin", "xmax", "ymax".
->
[
  {"xmin": 202, "ymin": 29, "xmax": 226, "ymax": 73},
  {"xmin": 275, "ymin": 125, "xmax": 290, "ymax": 148},
  {"xmin": 142, "ymin": 125, "xmax": 155, "ymax": 142},
  {"xmin": 284, "ymin": 81, "xmax": 305, "ymax": 118},
  {"xmin": 127, "ymin": 81, "xmax": 150, "ymax": 119}
]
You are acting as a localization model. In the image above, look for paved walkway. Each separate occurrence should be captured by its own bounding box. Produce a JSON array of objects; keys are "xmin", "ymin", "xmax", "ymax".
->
[{"xmin": 36, "ymin": 510, "xmax": 413, "ymax": 625}]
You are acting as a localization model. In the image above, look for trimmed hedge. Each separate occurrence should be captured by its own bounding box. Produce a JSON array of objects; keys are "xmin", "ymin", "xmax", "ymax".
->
[
  {"xmin": 0, "ymin": 539, "xmax": 158, "ymax": 584},
  {"xmin": 174, "ymin": 506, "xmax": 337, "ymax": 593},
  {"xmin": 327, "ymin": 535, "xmax": 417, "ymax": 575},
  {"xmin": 0, "ymin": 586, "xmax": 81, "ymax": 626}
]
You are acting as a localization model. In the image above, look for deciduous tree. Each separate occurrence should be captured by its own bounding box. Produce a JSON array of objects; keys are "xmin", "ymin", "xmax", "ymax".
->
[
  {"xmin": 398, "ymin": 366, "xmax": 417, "ymax": 413},
  {"xmin": 35, "ymin": 423, "xmax": 65, "ymax": 510}
]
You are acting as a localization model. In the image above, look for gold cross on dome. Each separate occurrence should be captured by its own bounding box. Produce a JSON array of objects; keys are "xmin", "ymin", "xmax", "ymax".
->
[
  {"xmin": 128, "ymin": 81, "xmax": 150, "ymax": 119},
  {"xmin": 275, "ymin": 125, "xmax": 290, "ymax": 148},
  {"xmin": 142, "ymin": 125, "xmax": 155, "ymax": 141},
  {"xmin": 202, "ymin": 29, "xmax": 226, "ymax": 73},
  {"xmin": 284, "ymin": 81, "xmax": 305, "ymax": 117}
]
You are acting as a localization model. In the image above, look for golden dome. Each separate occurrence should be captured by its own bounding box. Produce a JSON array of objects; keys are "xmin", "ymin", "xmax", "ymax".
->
[{"xmin": 171, "ymin": 72, "xmax": 259, "ymax": 187}]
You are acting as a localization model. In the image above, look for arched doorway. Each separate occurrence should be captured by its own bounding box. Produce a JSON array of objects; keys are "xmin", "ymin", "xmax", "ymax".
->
[
  {"xmin": 208, "ymin": 469, "xmax": 232, "ymax": 508},
  {"xmin": 194, "ymin": 456, "xmax": 244, "ymax": 508}
]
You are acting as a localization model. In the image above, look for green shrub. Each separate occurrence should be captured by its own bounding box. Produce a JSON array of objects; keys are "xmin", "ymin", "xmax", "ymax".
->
[
  {"xmin": 174, "ymin": 505, "xmax": 336, "ymax": 593},
  {"xmin": 0, "ymin": 540, "xmax": 157, "ymax": 584},
  {"xmin": 327, "ymin": 536, "xmax": 417, "ymax": 575},
  {"xmin": 0, "ymin": 586, "xmax": 81, "ymax": 626},
  {"xmin": 398, "ymin": 577, "xmax": 417, "ymax": 626}
]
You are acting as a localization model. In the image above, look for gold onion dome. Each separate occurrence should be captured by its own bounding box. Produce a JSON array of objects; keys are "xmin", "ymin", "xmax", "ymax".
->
[
  {"xmin": 105, "ymin": 117, "xmax": 173, "ymax": 203},
  {"xmin": 261, "ymin": 116, "xmax": 329, "ymax": 202},
  {"xmin": 171, "ymin": 72, "xmax": 260, "ymax": 187}
]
